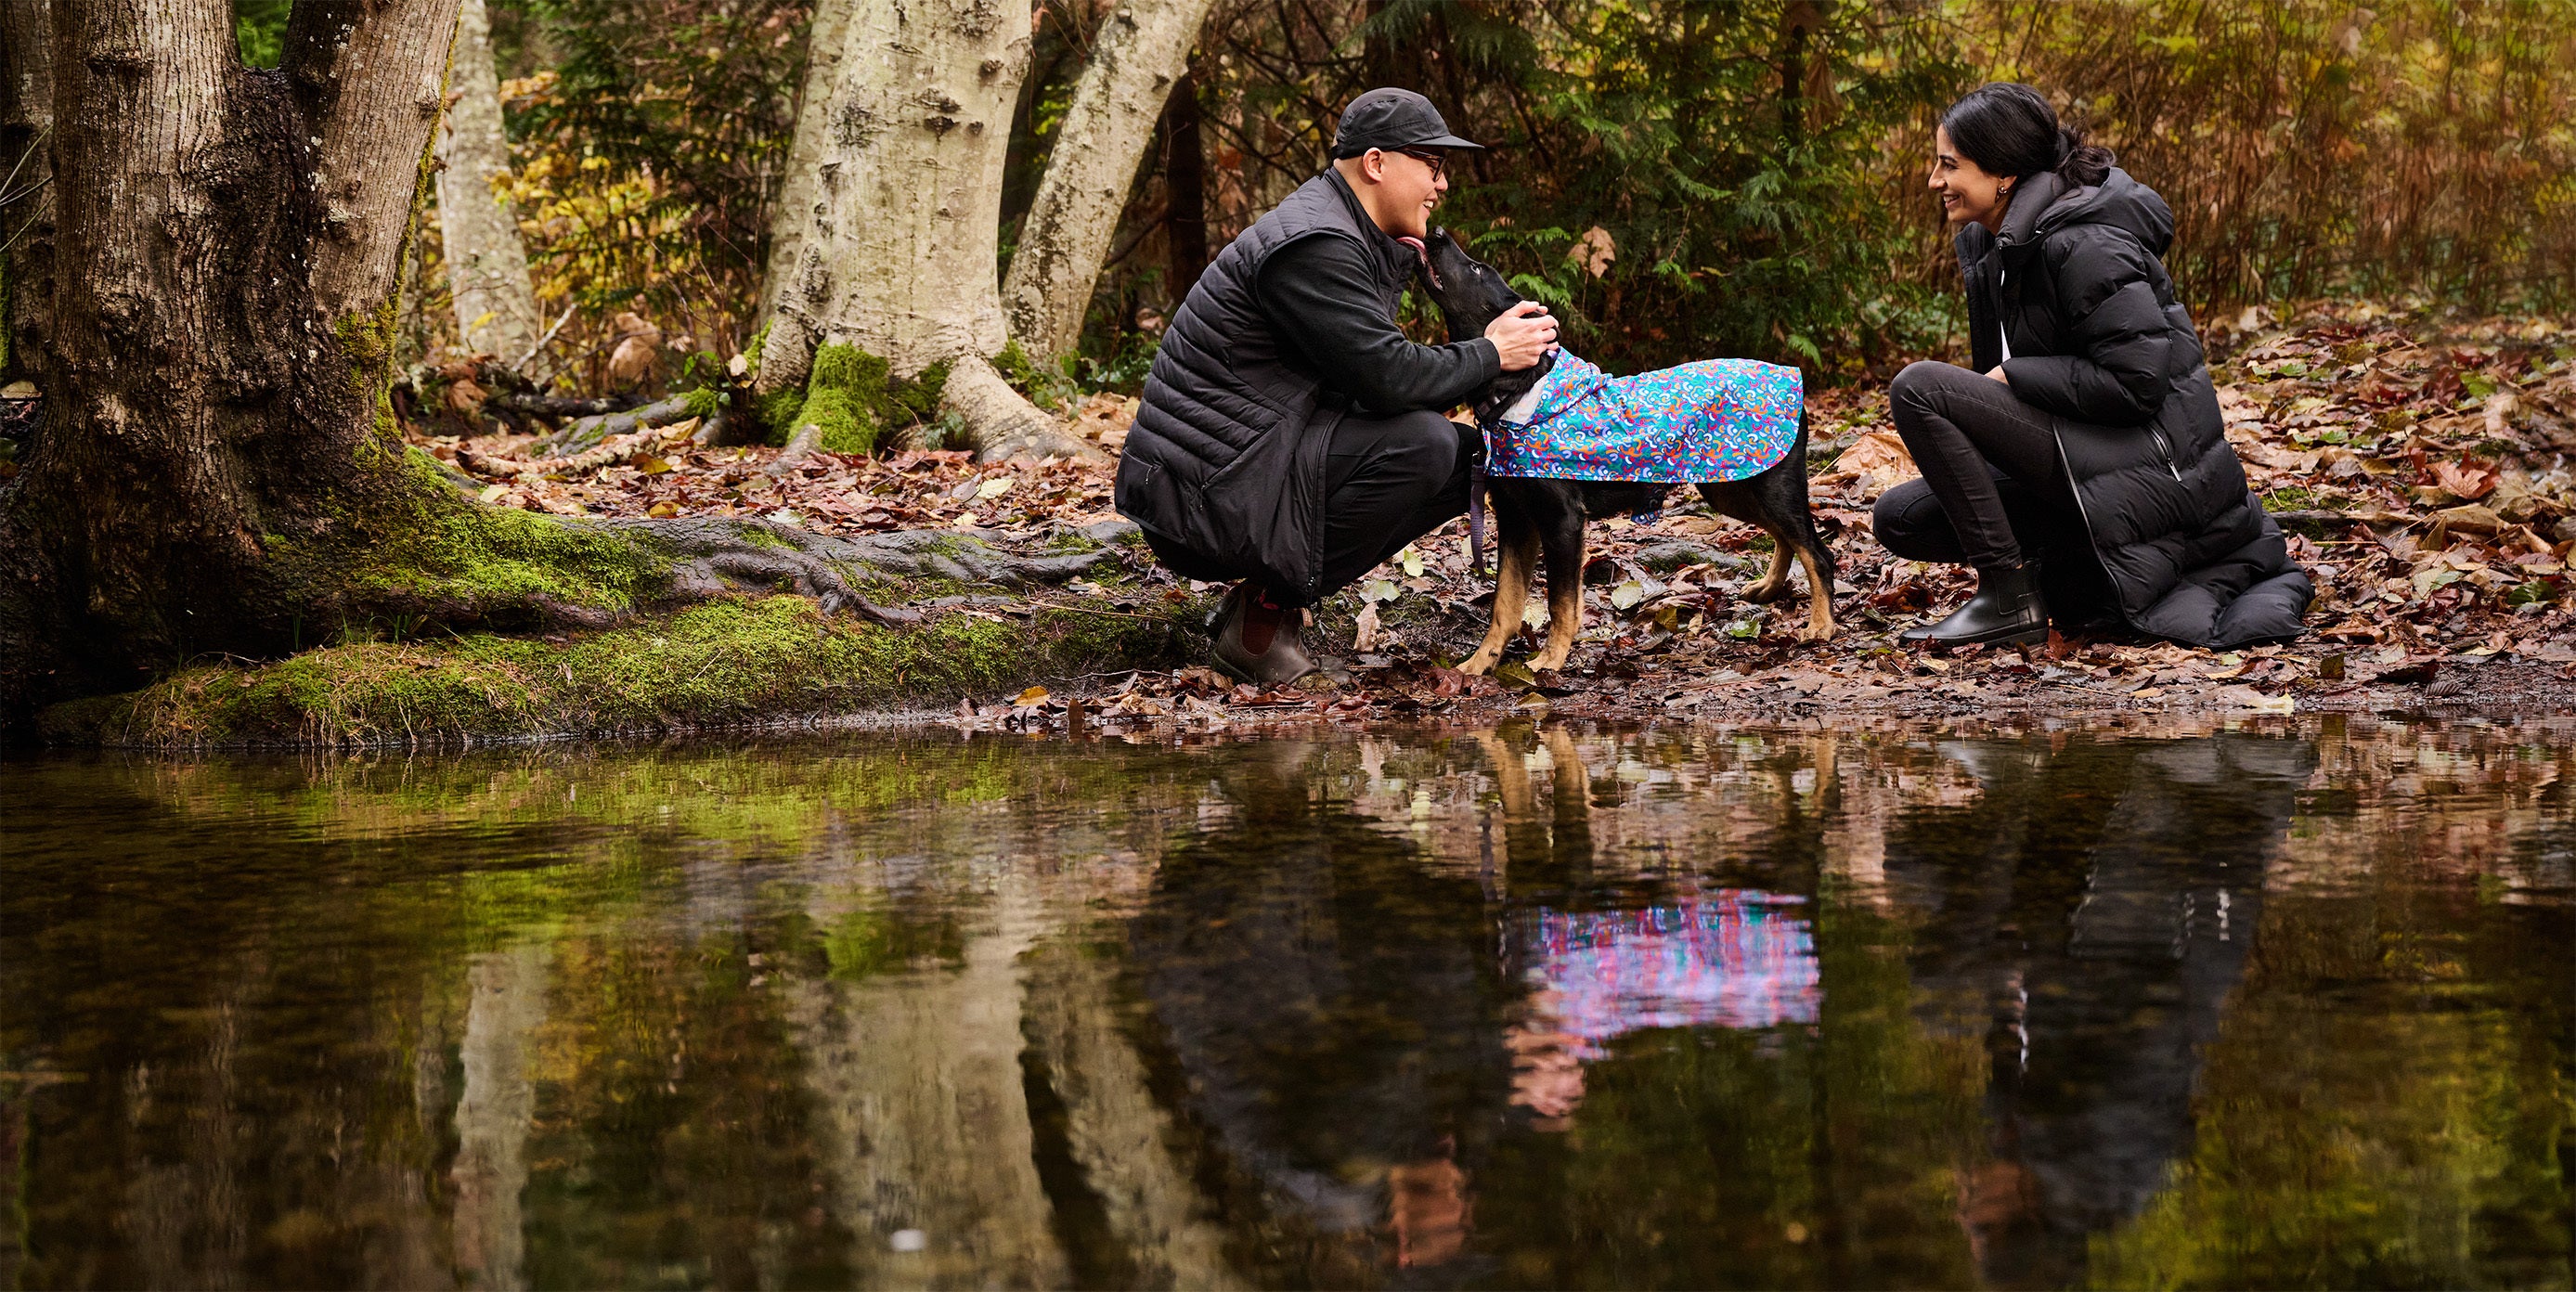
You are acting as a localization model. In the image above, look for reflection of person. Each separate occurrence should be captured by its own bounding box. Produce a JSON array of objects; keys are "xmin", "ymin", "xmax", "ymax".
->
[
  {"xmin": 1124, "ymin": 742, "xmax": 1515, "ymax": 1248},
  {"xmin": 1117, "ymin": 89, "xmax": 1560, "ymax": 684},
  {"xmin": 1881, "ymin": 731, "xmax": 2315, "ymax": 1286},
  {"xmin": 1875, "ymin": 84, "xmax": 2310, "ymax": 648}
]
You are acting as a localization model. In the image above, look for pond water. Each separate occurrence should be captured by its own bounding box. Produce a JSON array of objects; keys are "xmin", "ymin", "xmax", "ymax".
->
[{"xmin": 3, "ymin": 717, "xmax": 2571, "ymax": 1290}]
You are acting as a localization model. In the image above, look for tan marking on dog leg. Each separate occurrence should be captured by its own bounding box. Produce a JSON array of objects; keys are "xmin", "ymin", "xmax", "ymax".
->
[
  {"xmin": 1534, "ymin": 575, "xmax": 1583, "ymax": 671},
  {"xmin": 1461, "ymin": 536, "xmax": 1534, "ymax": 675},
  {"xmin": 1794, "ymin": 544, "xmax": 1838, "ymax": 642},
  {"xmin": 1745, "ymin": 541, "xmax": 1795, "ymax": 602}
]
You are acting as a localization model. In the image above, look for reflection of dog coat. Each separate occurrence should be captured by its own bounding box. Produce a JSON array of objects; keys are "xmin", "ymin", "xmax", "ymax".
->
[{"xmin": 1485, "ymin": 351, "xmax": 1803, "ymax": 484}]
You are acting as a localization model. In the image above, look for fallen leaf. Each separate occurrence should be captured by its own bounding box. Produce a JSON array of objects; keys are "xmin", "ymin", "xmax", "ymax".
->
[
  {"xmin": 2431, "ymin": 455, "xmax": 2499, "ymax": 500},
  {"xmin": 1831, "ymin": 431, "xmax": 1920, "ymax": 497},
  {"xmin": 1353, "ymin": 601, "xmax": 1383, "ymax": 652},
  {"xmin": 1014, "ymin": 685, "xmax": 1050, "ymax": 705}
]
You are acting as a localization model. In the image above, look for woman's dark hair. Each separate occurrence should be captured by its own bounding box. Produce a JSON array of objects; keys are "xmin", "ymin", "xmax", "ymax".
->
[{"xmin": 1940, "ymin": 83, "xmax": 2116, "ymax": 188}]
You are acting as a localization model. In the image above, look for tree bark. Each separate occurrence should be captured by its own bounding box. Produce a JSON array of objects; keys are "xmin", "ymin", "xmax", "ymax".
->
[
  {"xmin": 0, "ymin": 0, "xmax": 462, "ymax": 713},
  {"xmin": 0, "ymin": 0, "xmax": 55, "ymax": 381},
  {"xmin": 435, "ymin": 0, "xmax": 543, "ymax": 364},
  {"xmin": 753, "ymin": 0, "xmax": 1099, "ymax": 462},
  {"xmin": 1159, "ymin": 65, "xmax": 1208, "ymax": 306},
  {"xmin": 997, "ymin": 0, "xmax": 1217, "ymax": 363}
]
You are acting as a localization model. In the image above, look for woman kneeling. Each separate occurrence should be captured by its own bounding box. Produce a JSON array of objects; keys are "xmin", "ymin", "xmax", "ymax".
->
[{"xmin": 1876, "ymin": 84, "xmax": 2311, "ymax": 649}]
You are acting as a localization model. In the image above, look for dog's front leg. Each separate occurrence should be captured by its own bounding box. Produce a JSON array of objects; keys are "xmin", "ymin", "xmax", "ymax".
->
[
  {"xmin": 1533, "ymin": 574, "xmax": 1583, "ymax": 671},
  {"xmin": 1460, "ymin": 532, "xmax": 1536, "ymax": 675}
]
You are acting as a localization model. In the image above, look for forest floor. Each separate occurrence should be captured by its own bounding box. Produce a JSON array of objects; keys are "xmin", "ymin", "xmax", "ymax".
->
[
  {"xmin": 404, "ymin": 299, "xmax": 2576, "ymax": 738},
  {"xmin": 67, "ymin": 298, "xmax": 2559, "ymax": 745}
]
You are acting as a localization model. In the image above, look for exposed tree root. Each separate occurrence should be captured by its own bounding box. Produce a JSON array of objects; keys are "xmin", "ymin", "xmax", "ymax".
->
[
  {"xmin": 457, "ymin": 417, "xmax": 702, "ymax": 478},
  {"xmin": 628, "ymin": 516, "xmax": 1122, "ymax": 627},
  {"xmin": 534, "ymin": 393, "xmax": 696, "ymax": 456},
  {"xmin": 943, "ymin": 353, "xmax": 1111, "ymax": 464}
]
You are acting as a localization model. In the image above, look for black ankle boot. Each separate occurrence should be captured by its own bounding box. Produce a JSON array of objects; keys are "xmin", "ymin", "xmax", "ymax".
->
[{"xmin": 1901, "ymin": 562, "xmax": 2049, "ymax": 647}]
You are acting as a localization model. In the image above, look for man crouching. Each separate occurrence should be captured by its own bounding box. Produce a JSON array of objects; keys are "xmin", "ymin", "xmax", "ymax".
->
[{"xmin": 1115, "ymin": 88, "xmax": 1560, "ymax": 684}]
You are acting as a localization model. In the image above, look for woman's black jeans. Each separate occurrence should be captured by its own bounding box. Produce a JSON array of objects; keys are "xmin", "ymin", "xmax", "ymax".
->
[{"xmin": 1875, "ymin": 360, "xmax": 2083, "ymax": 571}]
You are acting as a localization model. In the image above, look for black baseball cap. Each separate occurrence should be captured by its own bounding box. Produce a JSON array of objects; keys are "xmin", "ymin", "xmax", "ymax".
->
[{"xmin": 1330, "ymin": 87, "xmax": 1483, "ymax": 158}]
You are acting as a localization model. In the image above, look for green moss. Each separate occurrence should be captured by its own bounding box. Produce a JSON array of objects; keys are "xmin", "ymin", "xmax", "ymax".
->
[
  {"xmin": 42, "ymin": 595, "xmax": 1197, "ymax": 747},
  {"xmin": 990, "ymin": 340, "xmax": 1074, "ymax": 412},
  {"xmin": 309, "ymin": 449, "xmax": 670, "ymax": 626},
  {"xmin": 760, "ymin": 342, "xmax": 951, "ymax": 450},
  {"xmin": 758, "ymin": 385, "xmax": 808, "ymax": 441},
  {"xmin": 680, "ymin": 385, "xmax": 725, "ymax": 420}
]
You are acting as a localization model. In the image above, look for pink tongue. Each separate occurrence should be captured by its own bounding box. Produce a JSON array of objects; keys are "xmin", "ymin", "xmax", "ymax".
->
[{"xmin": 1394, "ymin": 236, "xmax": 1439, "ymax": 287}]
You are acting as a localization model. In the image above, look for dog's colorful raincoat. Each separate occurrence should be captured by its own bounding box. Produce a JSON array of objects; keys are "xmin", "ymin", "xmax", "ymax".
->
[{"xmin": 1484, "ymin": 351, "xmax": 1802, "ymax": 484}]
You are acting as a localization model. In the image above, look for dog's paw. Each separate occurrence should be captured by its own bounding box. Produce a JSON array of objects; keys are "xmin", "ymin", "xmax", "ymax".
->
[{"xmin": 1456, "ymin": 654, "xmax": 1497, "ymax": 677}]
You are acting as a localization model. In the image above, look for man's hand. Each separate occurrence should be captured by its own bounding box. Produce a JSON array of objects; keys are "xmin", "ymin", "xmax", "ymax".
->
[{"xmin": 1487, "ymin": 302, "xmax": 1560, "ymax": 372}]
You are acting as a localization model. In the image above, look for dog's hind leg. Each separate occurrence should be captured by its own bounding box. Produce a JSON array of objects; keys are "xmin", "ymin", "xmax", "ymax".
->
[
  {"xmin": 1462, "ymin": 529, "xmax": 1537, "ymax": 676},
  {"xmin": 1744, "ymin": 540, "xmax": 1796, "ymax": 602},
  {"xmin": 1745, "ymin": 516, "xmax": 1838, "ymax": 642},
  {"xmin": 1787, "ymin": 533, "xmax": 1838, "ymax": 641}
]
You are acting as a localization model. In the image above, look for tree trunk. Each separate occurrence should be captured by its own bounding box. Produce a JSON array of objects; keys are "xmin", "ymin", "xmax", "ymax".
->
[
  {"xmin": 435, "ymin": 0, "xmax": 543, "ymax": 365},
  {"xmin": 0, "ymin": 0, "xmax": 56, "ymax": 381},
  {"xmin": 0, "ymin": 0, "xmax": 462, "ymax": 713},
  {"xmin": 1160, "ymin": 65, "xmax": 1208, "ymax": 307},
  {"xmin": 752, "ymin": 0, "xmax": 1099, "ymax": 462},
  {"xmin": 997, "ymin": 0, "xmax": 1217, "ymax": 364}
]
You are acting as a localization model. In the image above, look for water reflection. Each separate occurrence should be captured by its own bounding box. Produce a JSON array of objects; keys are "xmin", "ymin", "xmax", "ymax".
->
[{"xmin": 1, "ymin": 717, "xmax": 2569, "ymax": 1289}]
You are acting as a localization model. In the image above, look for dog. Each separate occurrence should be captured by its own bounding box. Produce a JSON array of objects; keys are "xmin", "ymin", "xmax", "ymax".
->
[{"xmin": 1407, "ymin": 228, "xmax": 1837, "ymax": 676}]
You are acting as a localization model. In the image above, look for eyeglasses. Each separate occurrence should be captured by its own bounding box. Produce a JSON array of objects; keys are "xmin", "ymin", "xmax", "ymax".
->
[{"xmin": 1394, "ymin": 149, "xmax": 1448, "ymax": 181}]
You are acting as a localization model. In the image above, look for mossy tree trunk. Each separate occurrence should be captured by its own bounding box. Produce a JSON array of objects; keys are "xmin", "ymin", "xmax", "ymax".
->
[
  {"xmin": 751, "ymin": 0, "xmax": 1100, "ymax": 464},
  {"xmin": 0, "ymin": 0, "xmax": 463, "ymax": 715},
  {"xmin": 0, "ymin": 0, "xmax": 1146, "ymax": 731},
  {"xmin": 435, "ymin": 0, "xmax": 543, "ymax": 365},
  {"xmin": 997, "ymin": 0, "xmax": 1218, "ymax": 365}
]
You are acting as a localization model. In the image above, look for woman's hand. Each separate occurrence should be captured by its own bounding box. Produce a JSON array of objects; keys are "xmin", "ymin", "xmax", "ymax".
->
[{"xmin": 1985, "ymin": 366, "xmax": 2009, "ymax": 384}]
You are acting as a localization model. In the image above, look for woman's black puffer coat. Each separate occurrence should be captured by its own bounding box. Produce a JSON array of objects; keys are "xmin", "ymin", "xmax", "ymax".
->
[{"xmin": 1967, "ymin": 167, "xmax": 2311, "ymax": 647}]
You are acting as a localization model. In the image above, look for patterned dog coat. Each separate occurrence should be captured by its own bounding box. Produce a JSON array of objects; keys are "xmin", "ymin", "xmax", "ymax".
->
[{"xmin": 1483, "ymin": 350, "xmax": 1803, "ymax": 484}]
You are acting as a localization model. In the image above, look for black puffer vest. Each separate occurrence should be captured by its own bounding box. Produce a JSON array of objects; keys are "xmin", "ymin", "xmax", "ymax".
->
[
  {"xmin": 1117, "ymin": 173, "xmax": 1406, "ymax": 604},
  {"xmin": 1966, "ymin": 168, "xmax": 2311, "ymax": 647}
]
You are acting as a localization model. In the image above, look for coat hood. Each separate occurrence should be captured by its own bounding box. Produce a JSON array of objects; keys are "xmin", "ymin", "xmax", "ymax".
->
[{"xmin": 1997, "ymin": 166, "xmax": 2175, "ymax": 260}]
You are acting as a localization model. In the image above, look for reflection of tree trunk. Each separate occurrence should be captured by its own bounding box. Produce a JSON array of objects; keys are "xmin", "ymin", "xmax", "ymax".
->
[
  {"xmin": 998, "ymin": 0, "xmax": 1218, "ymax": 362},
  {"xmin": 1019, "ymin": 940, "xmax": 1240, "ymax": 1289},
  {"xmin": 451, "ymin": 944, "xmax": 552, "ymax": 1292},
  {"xmin": 434, "ymin": 0, "xmax": 542, "ymax": 364},
  {"xmin": 786, "ymin": 877, "xmax": 1067, "ymax": 1288}
]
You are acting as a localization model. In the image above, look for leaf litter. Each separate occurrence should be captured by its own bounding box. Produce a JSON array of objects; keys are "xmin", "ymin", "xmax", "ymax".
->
[{"xmin": 415, "ymin": 302, "xmax": 2576, "ymax": 733}]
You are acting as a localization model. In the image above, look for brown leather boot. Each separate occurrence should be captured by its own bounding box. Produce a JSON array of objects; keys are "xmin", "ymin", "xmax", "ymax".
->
[{"xmin": 1210, "ymin": 581, "xmax": 1316, "ymax": 686}]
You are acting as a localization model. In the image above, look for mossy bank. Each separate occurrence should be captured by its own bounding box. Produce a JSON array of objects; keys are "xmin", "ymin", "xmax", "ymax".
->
[{"xmin": 39, "ymin": 595, "xmax": 1200, "ymax": 749}]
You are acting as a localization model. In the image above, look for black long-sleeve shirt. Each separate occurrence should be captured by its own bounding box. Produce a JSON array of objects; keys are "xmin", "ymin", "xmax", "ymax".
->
[{"xmin": 1255, "ymin": 232, "xmax": 1499, "ymax": 416}]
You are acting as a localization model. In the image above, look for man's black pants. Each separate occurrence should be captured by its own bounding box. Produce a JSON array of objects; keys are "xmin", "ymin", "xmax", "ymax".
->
[{"xmin": 1145, "ymin": 409, "xmax": 1477, "ymax": 601}]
